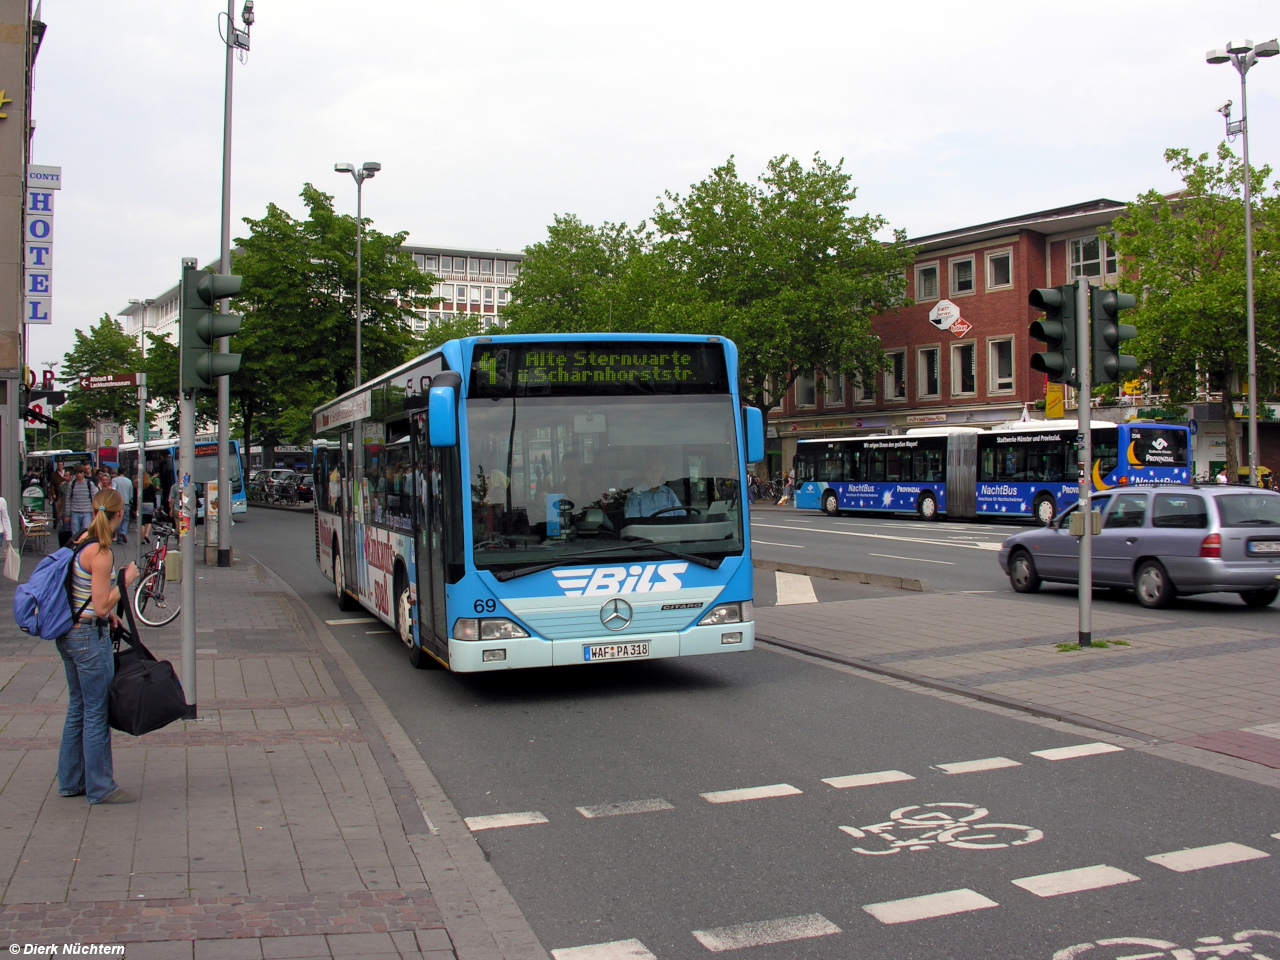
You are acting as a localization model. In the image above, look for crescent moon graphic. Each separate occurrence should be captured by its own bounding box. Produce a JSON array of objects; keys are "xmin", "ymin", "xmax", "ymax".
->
[
  {"xmin": 1092, "ymin": 460, "xmax": 1114, "ymax": 491},
  {"xmin": 1126, "ymin": 441, "xmax": 1143, "ymax": 468}
]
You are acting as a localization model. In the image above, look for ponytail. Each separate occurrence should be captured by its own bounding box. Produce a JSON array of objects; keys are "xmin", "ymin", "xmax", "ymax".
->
[{"xmin": 83, "ymin": 487, "xmax": 124, "ymax": 553}]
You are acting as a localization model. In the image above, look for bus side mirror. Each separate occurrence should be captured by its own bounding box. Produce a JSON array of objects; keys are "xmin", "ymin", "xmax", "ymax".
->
[
  {"xmin": 744, "ymin": 406, "xmax": 765, "ymax": 463},
  {"xmin": 428, "ymin": 385, "xmax": 458, "ymax": 447}
]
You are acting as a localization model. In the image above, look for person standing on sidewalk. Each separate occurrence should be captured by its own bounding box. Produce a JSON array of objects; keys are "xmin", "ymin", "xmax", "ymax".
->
[
  {"xmin": 111, "ymin": 469, "xmax": 133, "ymax": 544},
  {"xmin": 58, "ymin": 488, "xmax": 139, "ymax": 805},
  {"xmin": 65, "ymin": 465, "xmax": 97, "ymax": 537}
]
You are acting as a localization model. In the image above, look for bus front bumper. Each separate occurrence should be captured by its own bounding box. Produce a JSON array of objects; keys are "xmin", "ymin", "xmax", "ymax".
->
[{"xmin": 447, "ymin": 621, "xmax": 756, "ymax": 673}]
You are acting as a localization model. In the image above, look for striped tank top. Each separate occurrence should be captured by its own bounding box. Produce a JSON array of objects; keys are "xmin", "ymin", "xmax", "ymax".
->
[{"xmin": 69, "ymin": 543, "xmax": 110, "ymax": 620}]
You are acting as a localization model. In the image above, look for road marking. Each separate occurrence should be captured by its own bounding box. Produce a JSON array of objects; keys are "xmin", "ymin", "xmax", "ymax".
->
[
  {"xmin": 774, "ymin": 571, "xmax": 818, "ymax": 605},
  {"xmin": 1032, "ymin": 742, "xmax": 1124, "ymax": 761},
  {"xmin": 324, "ymin": 616, "xmax": 378, "ymax": 625},
  {"xmin": 754, "ymin": 521, "xmax": 1003, "ymax": 551},
  {"xmin": 691, "ymin": 913, "xmax": 840, "ymax": 952},
  {"xmin": 937, "ymin": 756, "xmax": 1022, "ymax": 775},
  {"xmin": 1012, "ymin": 864, "xmax": 1140, "ymax": 897},
  {"xmin": 862, "ymin": 888, "xmax": 998, "ymax": 925},
  {"xmin": 366, "ymin": 630, "xmax": 393, "ymax": 635},
  {"xmin": 701, "ymin": 783, "xmax": 803, "ymax": 804},
  {"xmin": 751, "ymin": 539, "xmax": 804, "ymax": 549},
  {"xmin": 1146, "ymin": 842, "xmax": 1270, "ymax": 872},
  {"xmin": 869, "ymin": 552, "xmax": 955, "ymax": 565},
  {"xmin": 552, "ymin": 940, "xmax": 657, "ymax": 960},
  {"xmin": 823, "ymin": 770, "xmax": 916, "ymax": 789},
  {"xmin": 463, "ymin": 811, "xmax": 549, "ymax": 831},
  {"xmin": 960, "ymin": 590, "xmax": 995, "ymax": 593},
  {"xmin": 576, "ymin": 799, "xmax": 674, "ymax": 819}
]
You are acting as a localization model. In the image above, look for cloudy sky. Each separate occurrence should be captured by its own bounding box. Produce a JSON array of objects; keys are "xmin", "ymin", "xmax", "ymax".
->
[{"xmin": 26, "ymin": 0, "xmax": 1280, "ymax": 373}]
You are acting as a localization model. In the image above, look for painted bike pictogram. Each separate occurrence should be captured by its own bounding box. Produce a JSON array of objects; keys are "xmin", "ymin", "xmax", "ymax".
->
[
  {"xmin": 839, "ymin": 802, "xmax": 1043, "ymax": 856},
  {"xmin": 1053, "ymin": 929, "xmax": 1280, "ymax": 959}
]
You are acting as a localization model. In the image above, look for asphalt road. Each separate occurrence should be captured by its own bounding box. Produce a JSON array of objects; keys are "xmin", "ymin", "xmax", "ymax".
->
[{"xmin": 236, "ymin": 507, "xmax": 1280, "ymax": 959}]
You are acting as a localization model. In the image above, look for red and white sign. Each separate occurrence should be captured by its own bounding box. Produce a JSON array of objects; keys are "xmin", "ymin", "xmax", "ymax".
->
[
  {"xmin": 928, "ymin": 299, "xmax": 961, "ymax": 330},
  {"xmin": 949, "ymin": 317, "xmax": 972, "ymax": 338}
]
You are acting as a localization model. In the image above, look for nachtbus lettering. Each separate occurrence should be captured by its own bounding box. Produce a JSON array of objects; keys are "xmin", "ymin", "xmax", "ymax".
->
[
  {"xmin": 844, "ymin": 484, "xmax": 878, "ymax": 494},
  {"xmin": 552, "ymin": 562, "xmax": 689, "ymax": 597},
  {"xmin": 981, "ymin": 484, "xmax": 1021, "ymax": 497},
  {"xmin": 362, "ymin": 530, "xmax": 396, "ymax": 575}
]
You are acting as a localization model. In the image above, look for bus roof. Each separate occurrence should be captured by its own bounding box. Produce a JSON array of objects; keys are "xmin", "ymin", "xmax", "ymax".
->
[{"xmin": 989, "ymin": 419, "xmax": 1122, "ymax": 432}]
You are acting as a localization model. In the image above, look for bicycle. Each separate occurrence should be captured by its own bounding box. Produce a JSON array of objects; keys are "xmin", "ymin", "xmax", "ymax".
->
[
  {"xmin": 131, "ymin": 520, "xmax": 181, "ymax": 627},
  {"xmin": 839, "ymin": 802, "xmax": 1042, "ymax": 855}
]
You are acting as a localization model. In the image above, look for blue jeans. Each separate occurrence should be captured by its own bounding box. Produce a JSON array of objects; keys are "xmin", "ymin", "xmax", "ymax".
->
[
  {"xmin": 56, "ymin": 623, "xmax": 118, "ymax": 803},
  {"xmin": 71, "ymin": 512, "xmax": 92, "ymax": 535},
  {"xmin": 118, "ymin": 510, "xmax": 129, "ymax": 538}
]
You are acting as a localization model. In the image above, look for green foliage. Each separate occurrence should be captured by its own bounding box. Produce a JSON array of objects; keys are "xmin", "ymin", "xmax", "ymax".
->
[{"xmin": 56, "ymin": 314, "xmax": 145, "ymax": 429}]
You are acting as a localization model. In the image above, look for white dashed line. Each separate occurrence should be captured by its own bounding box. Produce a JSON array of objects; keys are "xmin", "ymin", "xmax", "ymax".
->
[
  {"xmin": 937, "ymin": 756, "xmax": 1022, "ymax": 775},
  {"xmin": 1012, "ymin": 864, "xmax": 1140, "ymax": 897},
  {"xmin": 692, "ymin": 913, "xmax": 840, "ymax": 952},
  {"xmin": 463, "ymin": 811, "xmax": 549, "ymax": 831},
  {"xmin": 751, "ymin": 539, "xmax": 804, "ymax": 549},
  {"xmin": 774, "ymin": 571, "xmax": 818, "ymax": 605},
  {"xmin": 576, "ymin": 799, "xmax": 674, "ymax": 819},
  {"xmin": 1032, "ymin": 742, "xmax": 1124, "ymax": 761},
  {"xmin": 869, "ymin": 553, "xmax": 955, "ymax": 565},
  {"xmin": 822, "ymin": 770, "xmax": 916, "ymax": 789},
  {"xmin": 863, "ymin": 889, "xmax": 999, "ymax": 925},
  {"xmin": 324, "ymin": 617, "xmax": 378, "ymax": 625},
  {"xmin": 365, "ymin": 630, "xmax": 392, "ymax": 635},
  {"xmin": 552, "ymin": 940, "xmax": 657, "ymax": 960},
  {"xmin": 754, "ymin": 521, "xmax": 1003, "ymax": 551},
  {"xmin": 1146, "ymin": 842, "xmax": 1270, "ymax": 872},
  {"xmin": 700, "ymin": 783, "xmax": 803, "ymax": 804}
]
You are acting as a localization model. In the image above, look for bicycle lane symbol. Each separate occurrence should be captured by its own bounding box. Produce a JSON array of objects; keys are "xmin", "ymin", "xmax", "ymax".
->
[
  {"xmin": 1052, "ymin": 929, "xmax": 1280, "ymax": 959},
  {"xmin": 839, "ymin": 802, "xmax": 1043, "ymax": 856}
]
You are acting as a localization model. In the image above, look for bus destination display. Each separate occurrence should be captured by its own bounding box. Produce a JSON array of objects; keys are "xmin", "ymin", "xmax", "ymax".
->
[{"xmin": 470, "ymin": 341, "xmax": 728, "ymax": 397}]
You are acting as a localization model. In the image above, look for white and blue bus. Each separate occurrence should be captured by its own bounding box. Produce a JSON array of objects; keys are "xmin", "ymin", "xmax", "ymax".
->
[
  {"xmin": 116, "ymin": 438, "xmax": 249, "ymax": 520},
  {"xmin": 312, "ymin": 334, "xmax": 765, "ymax": 672},
  {"xmin": 795, "ymin": 419, "xmax": 1192, "ymax": 524}
]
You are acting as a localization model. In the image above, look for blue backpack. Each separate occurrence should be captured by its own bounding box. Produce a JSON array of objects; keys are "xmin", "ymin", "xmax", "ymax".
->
[{"xmin": 13, "ymin": 541, "xmax": 94, "ymax": 640}]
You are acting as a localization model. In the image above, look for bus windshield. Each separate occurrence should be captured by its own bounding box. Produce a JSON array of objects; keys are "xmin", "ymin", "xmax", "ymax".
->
[
  {"xmin": 466, "ymin": 393, "xmax": 744, "ymax": 570},
  {"xmin": 191, "ymin": 448, "xmax": 242, "ymax": 484}
]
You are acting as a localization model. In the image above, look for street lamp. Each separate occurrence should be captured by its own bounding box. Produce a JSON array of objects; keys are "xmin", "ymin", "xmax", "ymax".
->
[
  {"xmin": 1207, "ymin": 37, "xmax": 1279, "ymax": 487},
  {"xmin": 334, "ymin": 161, "xmax": 381, "ymax": 389}
]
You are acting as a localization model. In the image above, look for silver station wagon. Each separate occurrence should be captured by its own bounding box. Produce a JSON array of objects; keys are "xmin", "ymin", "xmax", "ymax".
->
[{"xmin": 998, "ymin": 484, "xmax": 1280, "ymax": 608}]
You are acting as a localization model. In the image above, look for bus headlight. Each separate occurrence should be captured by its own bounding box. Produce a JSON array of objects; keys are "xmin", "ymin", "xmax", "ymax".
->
[
  {"xmin": 699, "ymin": 601, "xmax": 752, "ymax": 626},
  {"xmin": 453, "ymin": 618, "xmax": 530, "ymax": 641}
]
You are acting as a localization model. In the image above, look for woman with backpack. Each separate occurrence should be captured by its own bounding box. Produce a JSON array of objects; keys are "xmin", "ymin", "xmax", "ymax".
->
[{"xmin": 57, "ymin": 487, "xmax": 139, "ymax": 805}]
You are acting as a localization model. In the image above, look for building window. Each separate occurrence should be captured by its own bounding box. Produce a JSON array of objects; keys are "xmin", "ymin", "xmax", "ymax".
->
[
  {"xmin": 498, "ymin": 289, "xmax": 509, "ymax": 306},
  {"xmin": 918, "ymin": 347, "xmax": 940, "ymax": 398},
  {"xmin": 413, "ymin": 253, "xmax": 426, "ymax": 271},
  {"xmin": 480, "ymin": 259, "xmax": 493, "ymax": 276},
  {"xmin": 951, "ymin": 342, "xmax": 976, "ymax": 396},
  {"xmin": 824, "ymin": 373, "xmax": 844, "ymax": 406},
  {"xmin": 885, "ymin": 352, "xmax": 907, "ymax": 400},
  {"xmin": 483, "ymin": 287, "xmax": 495, "ymax": 304},
  {"xmin": 1070, "ymin": 236, "xmax": 1119, "ymax": 279},
  {"xmin": 851, "ymin": 376, "xmax": 873, "ymax": 404},
  {"xmin": 470, "ymin": 285, "xmax": 481, "ymax": 303},
  {"xmin": 989, "ymin": 339, "xmax": 1014, "ymax": 393},
  {"xmin": 795, "ymin": 373, "xmax": 816, "ymax": 407},
  {"xmin": 425, "ymin": 255, "xmax": 438, "ymax": 272},
  {"xmin": 468, "ymin": 258, "xmax": 480, "ymax": 274},
  {"xmin": 987, "ymin": 250, "xmax": 1012, "ymax": 290},
  {"xmin": 915, "ymin": 262, "xmax": 940, "ymax": 301},
  {"xmin": 507, "ymin": 261, "xmax": 520, "ymax": 277},
  {"xmin": 495, "ymin": 260, "xmax": 506, "ymax": 277},
  {"xmin": 438, "ymin": 284, "xmax": 453, "ymax": 302},
  {"xmin": 950, "ymin": 257, "xmax": 975, "ymax": 296}
]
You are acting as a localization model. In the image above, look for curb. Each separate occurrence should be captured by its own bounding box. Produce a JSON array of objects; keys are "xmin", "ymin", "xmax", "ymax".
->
[
  {"xmin": 248, "ymin": 501, "xmax": 313, "ymax": 512},
  {"xmin": 752, "ymin": 558, "xmax": 930, "ymax": 593}
]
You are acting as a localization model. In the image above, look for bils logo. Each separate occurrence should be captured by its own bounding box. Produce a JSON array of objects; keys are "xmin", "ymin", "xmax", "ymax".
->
[
  {"xmin": 553, "ymin": 562, "xmax": 688, "ymax": 596},
  {"xmin": 1152, "ymin": 437, "xmax": 1169, "ymax": 450}
]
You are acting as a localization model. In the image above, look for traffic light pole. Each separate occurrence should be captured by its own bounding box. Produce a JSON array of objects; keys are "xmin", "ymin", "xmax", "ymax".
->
[
  {"xmin": 216, "ymin": 0, "xmax": 236, "ymax": 568},
  {"xmin": 1075, "ymin": 278, "xmax": 1093, "ymax": 648},
  {"xmin": 136, "ymin": 373, "xmax": 147, "ymax": 572}
]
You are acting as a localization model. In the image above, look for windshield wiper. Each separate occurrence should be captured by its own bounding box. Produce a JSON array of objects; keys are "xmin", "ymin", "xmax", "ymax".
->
[{"xmin": 493, "ymin": 540, "xmax": 721, "ymax": 582}]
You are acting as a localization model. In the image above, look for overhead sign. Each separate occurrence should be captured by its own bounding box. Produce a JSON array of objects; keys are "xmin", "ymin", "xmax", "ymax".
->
[
  {"xmin": 79, "ymin": 373, "xmax": 138, "ymax": 389},
  {"xmin": 949, "ymin": 317, "xmax": 972, "ymax": 338},
  {"xmin": 24, "ymin": 165, "xmax": 59, "ymax": 326},
  {"xmin": 927, "ymin": 299, "xmax": 961, "ymax": 330}
]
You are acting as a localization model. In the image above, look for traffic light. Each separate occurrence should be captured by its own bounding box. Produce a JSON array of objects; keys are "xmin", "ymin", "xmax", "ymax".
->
[
  {"xmin": 1029, "ymin": 285, "xmax": 1078, "ymax": 386},
  {"xmin": 1091, "ymin": 288, "xmax": 1138, "ymax": 384},
  {"xmin": 180, "ymin": 263, "xmax": 243, "ymax": 392}
]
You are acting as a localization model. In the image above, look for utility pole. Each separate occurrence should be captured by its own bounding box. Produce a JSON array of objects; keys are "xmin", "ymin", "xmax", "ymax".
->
[
  {"xmin": 179, "ymin": 257, "xmax": 198, "ymax": 719},
  {"xmin": 1074, "ymin": 278, "xmax": 1093, "ymax": 648}
]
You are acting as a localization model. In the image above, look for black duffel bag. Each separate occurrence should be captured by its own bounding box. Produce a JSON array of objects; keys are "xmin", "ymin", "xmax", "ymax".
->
[{"xmin": 109, "ymin": 569, "xmax": 189, "ymax": 736}]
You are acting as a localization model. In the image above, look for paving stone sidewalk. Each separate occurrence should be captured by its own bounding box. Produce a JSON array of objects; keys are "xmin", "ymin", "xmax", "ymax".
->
[
  {"xmin": 756, "ymin": 592, "xmax": 1280, "ymax": 779},
  {"xmin": 0, "ymin": 550, "xmax": 547, "ymax": 960}
]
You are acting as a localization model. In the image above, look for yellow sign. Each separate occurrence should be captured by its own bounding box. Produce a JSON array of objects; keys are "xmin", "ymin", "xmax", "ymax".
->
[
  {"xmin": 1045, "ymin": 383, "xmax": 1065, "ymax": 419},
  {"xmin": 0, "ymin": 90, "xmax": 11, "ymax": 120}
]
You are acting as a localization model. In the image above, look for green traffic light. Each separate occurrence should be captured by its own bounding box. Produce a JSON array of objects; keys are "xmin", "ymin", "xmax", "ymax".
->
[
  {"xmin": 1091, "ymin": 288, "xmax": 1139, "ymax": 384},
  {"xmin": 180, "ymin": 264, "xmax": 244, "ymax": 392},
  {"xmin": 1029, "ymin": 285, "xmax": 1078, "ymax": 386}
]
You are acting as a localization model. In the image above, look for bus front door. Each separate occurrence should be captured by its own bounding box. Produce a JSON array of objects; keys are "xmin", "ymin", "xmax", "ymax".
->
[
  {"xmin": 342, "ymin": 431, "xmax": 358, "ymax": 596},
  {"xmin": 411, "ymin": 413, "xmax": 449, "ymax": 665}
]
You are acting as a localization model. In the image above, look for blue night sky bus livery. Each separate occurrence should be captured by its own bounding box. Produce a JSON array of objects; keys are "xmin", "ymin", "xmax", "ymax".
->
[{"xmin": 312, "ymin": 334, "xmax": 765, "ymax": 673}]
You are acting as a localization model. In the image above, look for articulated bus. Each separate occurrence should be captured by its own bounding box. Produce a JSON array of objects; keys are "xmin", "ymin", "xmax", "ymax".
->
[
  {"xmin": 312, "ymin": 334, "xmax": 766, "ymax": 672},
  {"xmin": 795, "ymin": 420, "xmax": 1192, "ymax": 524},
  {"xmin": 116, "ymin": 438, "xmax": 248, "ymax": 519}
]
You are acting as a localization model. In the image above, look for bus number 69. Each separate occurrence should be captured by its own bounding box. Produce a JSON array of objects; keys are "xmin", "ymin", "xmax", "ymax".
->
[{"xmin": 474, "ymin": 599, "xmax": 496, "ymax": 614}]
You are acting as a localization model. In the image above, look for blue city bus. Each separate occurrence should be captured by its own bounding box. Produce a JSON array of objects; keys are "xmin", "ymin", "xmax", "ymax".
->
[
  {"xmin": 117, "ymin": 438, "xmax": 249, "ymax": 520},
  {"xmin": 795, "ymin": 419, "xmax": 1192, "ymax": 524},
  {"xmin": 312, "ymin": 334, "xmax": 765, "ymax": 672}
]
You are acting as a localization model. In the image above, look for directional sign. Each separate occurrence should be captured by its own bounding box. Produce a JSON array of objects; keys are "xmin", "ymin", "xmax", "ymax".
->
[{"xmin": 79, "ymin": 373, "xmax": 138, "ymax": 389}]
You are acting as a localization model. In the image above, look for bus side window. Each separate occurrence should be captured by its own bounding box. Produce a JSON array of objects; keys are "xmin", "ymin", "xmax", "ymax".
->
[{"xmin": 979, "ymin": 445, "xmax": 995, "ymax": 482}]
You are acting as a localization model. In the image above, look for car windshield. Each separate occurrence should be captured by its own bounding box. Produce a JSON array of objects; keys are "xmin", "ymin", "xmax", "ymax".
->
[
  {"xmin": 1215, "ymin": 493, "xmax": 1280, "ymax": 527},
  {"xmin": 466, "ymin": 393, "xmax": 744, "ymax": 571}
]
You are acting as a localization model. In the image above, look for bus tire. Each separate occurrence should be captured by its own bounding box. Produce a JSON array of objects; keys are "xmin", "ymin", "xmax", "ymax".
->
[
  {"xmin": 1009, "ymin": 549, "xmax": 1041, "ymax": 593},
  {"xmin": 917, "ymin": 492, "xmax": 938, "ymax": 521},
  {"xmin": 822, "ymin": 490, "xmax": 840, "ymax": 516},
  {"xmin": 1032, "ymin": 493, "xmax": 1056, "ymax": 527},
  {"xmin": 333, "ymin": 538, "xmax": 357, "ymax": 611}
]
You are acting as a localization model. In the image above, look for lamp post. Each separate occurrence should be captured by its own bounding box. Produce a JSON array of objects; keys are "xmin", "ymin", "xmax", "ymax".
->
[
  {"xmin": 334, "ymin": 161, "xmax": 381, "ymax": 389},
  {"xmin": 1207, "ymin": 37, "xmax": 1278, "ymax": 488}
]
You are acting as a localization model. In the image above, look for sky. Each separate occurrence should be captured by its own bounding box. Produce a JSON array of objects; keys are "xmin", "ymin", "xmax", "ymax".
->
[{"xmin": 24, "ymin": 0, "xmax": 1280, "ymax": 374}]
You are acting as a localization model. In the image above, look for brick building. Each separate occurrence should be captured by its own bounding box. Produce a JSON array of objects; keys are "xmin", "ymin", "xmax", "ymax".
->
[{"xmin": 767, "ymin": 199, "xmax": 1128, "ymax": 475}]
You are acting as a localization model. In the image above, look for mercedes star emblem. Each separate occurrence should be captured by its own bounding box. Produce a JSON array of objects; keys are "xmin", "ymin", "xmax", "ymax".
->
[{"xmin": 600, "ymin": 598, "xmax": 633, "ymax": 631}]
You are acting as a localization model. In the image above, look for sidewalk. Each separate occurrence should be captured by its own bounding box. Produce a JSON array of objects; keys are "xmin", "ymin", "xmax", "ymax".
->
[
  {"xmin": 756, "ymin": 592, "xmax": 1280, "ymax": 786},
  {"xmin": 0, "ymin": 549, "xmax": 547, "ymax": 960}
]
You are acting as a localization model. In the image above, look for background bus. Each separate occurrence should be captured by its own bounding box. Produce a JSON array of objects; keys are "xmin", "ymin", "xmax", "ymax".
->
[
  {"xmin": 796, "ymin": 420, "xmax": 1192, "ymax": 523},
  {"xmin": 312, "ymin": 334, "xmax": 764, "ymax": 673},
  {"xmin": 24, "ymin": 448, "xmax": 95, "ymax": 483},
  {"xmin": 117, "ymin": 438, "xmax": 248, "ymax": 520}
]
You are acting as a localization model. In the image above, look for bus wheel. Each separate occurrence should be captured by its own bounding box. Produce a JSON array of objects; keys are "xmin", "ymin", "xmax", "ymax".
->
[
  {"xmin": 1033, "ymin": 494, "xmax": 1056, "ymax": 526},
  {"xmin": 822, "ymin": 491, "xmax": 839, "ymax": 516},
  {"xmin": 333, "ymin": 539, "xmax": 357, "ymax": 611},
  {"xmin": 395, "ymin": 569, "xmax": 414, "ymax": 648},
  {"xmin": 917, "ymin": 492, "xmax": 938, "ymax": 521}
]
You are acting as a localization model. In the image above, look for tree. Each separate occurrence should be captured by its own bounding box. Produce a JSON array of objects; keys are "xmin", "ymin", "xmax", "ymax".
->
[
  {"xmin": 1111, "ymin": 143, "xmax": 1280, "ymax": 479},
  {"xmin": 56, "ymin": 314, "xmax": 145, "ymax": 429}
]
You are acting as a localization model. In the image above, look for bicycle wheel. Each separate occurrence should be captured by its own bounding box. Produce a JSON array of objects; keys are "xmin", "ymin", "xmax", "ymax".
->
[
  {"xmin": 937, "ymin": 822, "xmax": 1043, "ymax": 850},
  {"xmin": 133, "ymin": 569, "xmax": 181, "ymax": 627}
]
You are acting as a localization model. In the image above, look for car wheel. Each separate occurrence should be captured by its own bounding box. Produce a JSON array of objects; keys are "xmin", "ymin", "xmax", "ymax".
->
[
  {"xmin": 1009, "ymin": 549, "xmax": 1041, "ymax": 593},
  {"xmin": 917, "ymin": 492, "xmax": 938, "ymax": 521},
  {"xmin": 822, "ymin": 491, "xmax": 839, "ymax": 516},
  {"xmin": 1033, "ymin": 494, "xmax": 1056, "ymax": 527},
  {"xmin": 1239, "ymin": 588, "xmax": 1279, "ymax": 607},
  {"xmin": 1134, "ymin": 559, "xmax": 1174, "ymax": 609}
]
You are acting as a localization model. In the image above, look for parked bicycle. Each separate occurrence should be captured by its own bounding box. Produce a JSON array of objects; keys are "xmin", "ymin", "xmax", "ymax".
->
[{"xmin": 132, "ymin": 520, "xmax": 180, "ymax": 627}]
